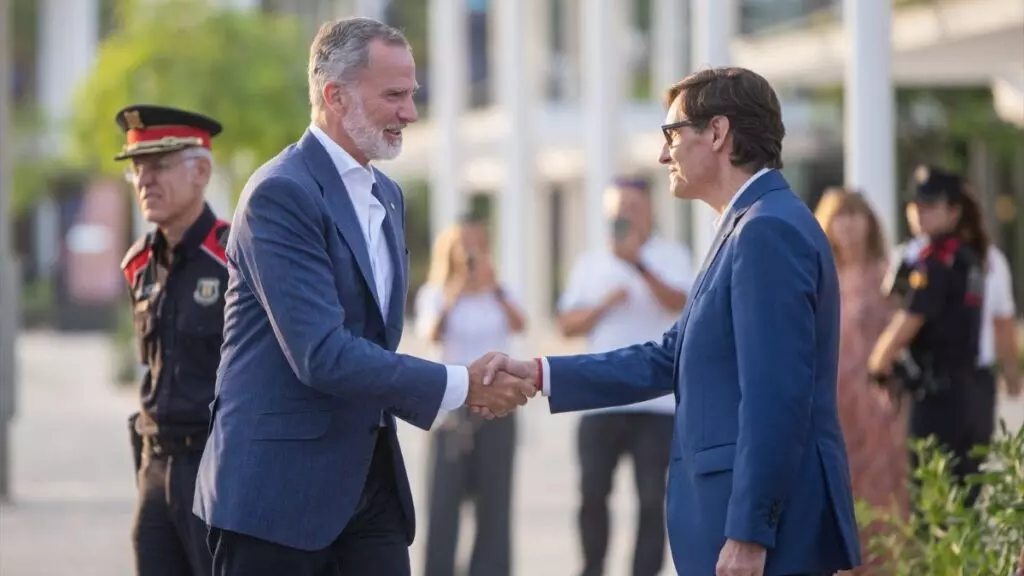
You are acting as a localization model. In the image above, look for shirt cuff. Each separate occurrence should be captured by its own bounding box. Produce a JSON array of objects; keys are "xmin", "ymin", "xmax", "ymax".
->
[
  {"xmin": 440, "ymin": 365, "xmax": 469, "ymax": 411},
  {"xmin": 540, "ymin": 357, "xmax": 551, "ymax": 397}
]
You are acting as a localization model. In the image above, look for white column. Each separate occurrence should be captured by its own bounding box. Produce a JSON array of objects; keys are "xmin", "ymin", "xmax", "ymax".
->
[
  {"xmin": 36, "ymin": 0, "xmax": 98, "ymax": 278},
  {"xmin": 558, "ymin": 0, "xmax": 581, "ymax": 102},
  {"xmin": 652, "ymin": 0, "xmax": 688, "ymax": 244},
  {"xmin": 844, "ymin": 0, "xmax": 896, "ymax": 242},
  {"xmin": 354, "ymin": 0, "xmax": 386, "ymax": 20},
  {"xmin": 496, "ymin": 0, "xmax": 542, "ymax": 328},
  {"xmin": 689, "ymin": 0, "xmax": 733, "ymax": 262},
  {"xmin": 581, "ymin": 0, "xmax": 626, "ymax": 250},
  {"xmin": 652, "ymin": 0, "xmax": 689, "ymax": 92},
  {"xmin": 38, "ymin": 0, "xmax": 98, "ymax": 152},
  {"xmin": 428, "ymin": 0, "xmax": 468, "ymax": 239}
]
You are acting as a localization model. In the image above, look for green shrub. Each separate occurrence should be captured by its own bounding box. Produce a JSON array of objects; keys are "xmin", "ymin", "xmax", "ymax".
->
[{"xmin": 856, "ymin": 421, "xmax": 1024, "ymax": 575}]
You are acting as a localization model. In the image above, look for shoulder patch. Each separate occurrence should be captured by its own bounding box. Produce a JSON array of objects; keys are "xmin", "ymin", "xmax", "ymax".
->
[
  {"xmin": 121, "ymin": 234, "xmax": 153, "ymax": 285},
  {"xmin": 215, "ymin": 222, "xmax": 230, "ymax": 248},
  {"xmin": 201, "ymin": 221, "xmax": 229, "ymax": 267},
  {"xmin": 908, "ymin": 269, "xmax": 928, "ymax": 290}
]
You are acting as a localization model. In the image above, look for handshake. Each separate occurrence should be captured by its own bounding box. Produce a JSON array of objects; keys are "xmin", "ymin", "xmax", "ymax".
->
[{"xmin": 462, "ymin": 352, "xmax": 541, "ymax": 419}]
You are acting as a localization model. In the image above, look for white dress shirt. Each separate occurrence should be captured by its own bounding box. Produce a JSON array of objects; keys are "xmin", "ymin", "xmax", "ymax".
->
[
  {"xmin": 309, "ymin": 125, "xmax": 469, "ymax": 417},
  {"xmin": 714, "ymin": 167, "xmax": 771, "ymax": 230},
  {"xmin": 541, "ymin": 168, "xmax": 771, "ymax": 398},
  {"xmin": 979, "ymin": 245, "xmax": 1016, "ymax": 367}
]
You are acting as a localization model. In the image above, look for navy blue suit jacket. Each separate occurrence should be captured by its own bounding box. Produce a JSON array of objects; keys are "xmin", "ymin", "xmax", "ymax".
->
[
  {"xmin": 193, "ymin": 130, "xmax": 448, "ymax": 551},
  {"xmin": 546, "ymin": 171, "xmax": 861, "ymax": 575}
]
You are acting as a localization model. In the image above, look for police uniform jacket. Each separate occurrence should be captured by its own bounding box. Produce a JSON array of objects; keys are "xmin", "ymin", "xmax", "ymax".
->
[
  {"xmin": 902, "ymin": 233, "xmax": 984, "ymax": 377},
  {"xmin": 121, "ymin": 204, "xmax": 229, "ymax": 437}
]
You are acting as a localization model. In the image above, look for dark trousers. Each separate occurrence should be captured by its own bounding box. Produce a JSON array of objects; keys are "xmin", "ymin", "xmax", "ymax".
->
[
  {"xmin": 423, "ymin": 409, "xmax": 516, "ymax": 576},
  {"xmin": 577, "ymin": 412, "xmax": 674, "ymax": 576},
  {"xmin": 132, "ymin": 445, "xmax": 212, "ymax": 576},
  {"xmin": 909, "ymin": 368, "xmax": 997, "ymax": 506},
  {"xmin": 209, "ymin": 433, "xmax": 409, "ymax": 576}
]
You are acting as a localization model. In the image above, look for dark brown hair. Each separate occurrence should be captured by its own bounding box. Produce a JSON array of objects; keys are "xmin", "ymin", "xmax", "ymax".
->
[
  {"xmin": 814, "ymin": 187, "xmax": 888, "ymax": 266},
  {"xmin": 952, "ymin": 183, "xmax": 990, "ymax": 264},
  {"xmin": 664, "ymin": 67, "xmax": 785, "ymax": 171}
]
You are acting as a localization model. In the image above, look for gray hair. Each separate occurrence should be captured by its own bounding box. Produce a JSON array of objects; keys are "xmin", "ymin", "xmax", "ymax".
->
[
  {"xmin": 307, "ymin": 17, "xmax": 409, "ymax": 120},
  {"xmin": 180, "ymin": 146, "xmax": 214, "ymax": 165}
]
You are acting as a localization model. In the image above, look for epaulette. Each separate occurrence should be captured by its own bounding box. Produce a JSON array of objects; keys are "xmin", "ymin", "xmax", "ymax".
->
[
  {"xmin": 200, "ymin": 220, "xmax": 230, "ymax": 268},
  {"xmin": 121, "ymin": 233, "xmax": 154, "ymax": 285},
  {"xmin": 920, "ymin": 237, "xmax": 959, "ymax": 267}
]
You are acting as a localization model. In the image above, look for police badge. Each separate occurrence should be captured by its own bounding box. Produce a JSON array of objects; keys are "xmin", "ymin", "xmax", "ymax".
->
[{"xmin": 194, "ymin": 278, "xmax": 220, "ymax": 306}]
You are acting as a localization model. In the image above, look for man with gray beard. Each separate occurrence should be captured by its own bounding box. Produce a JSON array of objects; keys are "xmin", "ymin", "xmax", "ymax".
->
[{"xmin": 192, "ymin": 17, "xmax": 536, "ymax": 576}]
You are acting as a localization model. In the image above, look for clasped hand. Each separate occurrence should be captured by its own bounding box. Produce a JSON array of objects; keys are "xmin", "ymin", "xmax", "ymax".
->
[{"xmin": 464, "ymin": 352, "xmax": 539, "ymax": 419}]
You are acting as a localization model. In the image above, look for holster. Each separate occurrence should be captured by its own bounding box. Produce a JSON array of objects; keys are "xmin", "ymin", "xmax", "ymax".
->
[
  {"xmin": 879, "ymin": 352, "xmax": 948, "ymax": 403},
  {"xmin": 128, "ymin": 412, "xmax": 143, "ymax": 483}
]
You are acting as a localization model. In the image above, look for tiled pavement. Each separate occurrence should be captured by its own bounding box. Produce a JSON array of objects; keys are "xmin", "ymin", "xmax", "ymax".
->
[{"xmin": 1, "ymin": 331, "xmax": 1021, "ymax": 575}]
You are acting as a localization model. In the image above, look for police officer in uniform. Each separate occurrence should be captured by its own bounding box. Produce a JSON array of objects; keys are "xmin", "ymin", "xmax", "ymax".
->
[
  {"xmin": 116, "ymin": 105, "xmax": 228, "ymax": 576},
  {"xmin": 870, "ymin": 165, "xmax": 990, "ymax": 504}
]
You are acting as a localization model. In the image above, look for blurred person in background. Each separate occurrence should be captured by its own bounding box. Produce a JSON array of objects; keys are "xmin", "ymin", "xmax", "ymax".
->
[
  {"xmin": 869, "ymin": 165, "xmax": 990, "ymax": 505},
  {"xmin": 815, "ymin": 188, "xmax": 907, "ymax": 573},
  {"xmin": 115, "ymin": 105, "xmax": 228, "ymax": 576},
  {"xmin": 415, "ymin": 214, "xmax": 527, "ymax": 576},
  {"xmin": 898, "ymin": 189, "xmax": 1022, "ymax": 401},
  {"xmin": 555, "ymin": 176, "xmax": 692, "ymax": 576}
]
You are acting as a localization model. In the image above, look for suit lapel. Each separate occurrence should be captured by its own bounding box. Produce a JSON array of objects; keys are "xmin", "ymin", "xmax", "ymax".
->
[
  {"xmin": 670, "ymin": 169, "xmax": 792, "ymax": 388},
  {"xmin": 672, "ymin": 209, "xmax": 742, "ymax": 362},
  {"xmin": 297, "ymin": 130, "xmax": 383, "ymax": 314}
]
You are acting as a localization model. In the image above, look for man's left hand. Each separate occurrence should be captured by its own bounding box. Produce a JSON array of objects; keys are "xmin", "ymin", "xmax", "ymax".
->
[
  {"xmin": 867, "ymin": 347, "xmax": 891, "ymax": 377},
  {"xmin": 716, "ymin": 539, "xmax": 766, "ymax": 576}
]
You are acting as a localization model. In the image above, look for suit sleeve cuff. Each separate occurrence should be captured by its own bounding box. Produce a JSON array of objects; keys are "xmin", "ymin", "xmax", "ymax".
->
[
  {"xmin": 440, "ymin": 365, "xmax": 469, "ymax": 411},
  {"xmin": 541, "ymin": 357, "xmax": 551, "ymax": 397}
]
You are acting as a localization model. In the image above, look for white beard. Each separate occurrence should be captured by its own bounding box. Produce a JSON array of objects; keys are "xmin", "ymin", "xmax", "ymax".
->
[{"xmin": 342, "ymin": 96, "xmax": 402, "ymax": 161}]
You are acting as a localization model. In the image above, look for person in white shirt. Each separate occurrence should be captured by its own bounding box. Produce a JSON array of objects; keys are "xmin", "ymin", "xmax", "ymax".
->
[
  {"xmin": 556, "ymin": 176, "xmax": 692, "ymax": 576},
  {"xmin": 977, "ymin": 244, "xmax": 1022, "ymax": 396},
  {"xmin": 415, "ymin": 215, "xmax": 527, "ymax": 576}
]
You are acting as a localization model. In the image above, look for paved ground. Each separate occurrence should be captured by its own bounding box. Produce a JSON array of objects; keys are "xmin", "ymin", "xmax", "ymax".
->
[
  {"xmin": 1, "ymin": 331, "xmax": 1022, "ymax": 576},
  {"xmin": 0, "ymin": 331, "xmax": 669, "ymax": 576}
]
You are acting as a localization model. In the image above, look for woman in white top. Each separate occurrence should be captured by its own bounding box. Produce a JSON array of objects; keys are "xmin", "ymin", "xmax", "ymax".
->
[{"xmin": 415, "ymin": 217, "xmax": 526, "ymax": 576}]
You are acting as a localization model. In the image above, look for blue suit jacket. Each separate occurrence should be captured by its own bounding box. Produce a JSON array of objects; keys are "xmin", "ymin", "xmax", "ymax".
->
[
  {"xmin": 547, "ymin": 171, "xmax": 861, "ymax": 575},
  {"xmin": 193, "ymin": 130, "xmax": 448, "ymax": 551}
]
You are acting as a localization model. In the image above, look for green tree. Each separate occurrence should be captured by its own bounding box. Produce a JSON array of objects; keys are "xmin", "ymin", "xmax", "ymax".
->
[{"xmin": 69, "ymin": 0, "xmax": 310, "ymax": 197}]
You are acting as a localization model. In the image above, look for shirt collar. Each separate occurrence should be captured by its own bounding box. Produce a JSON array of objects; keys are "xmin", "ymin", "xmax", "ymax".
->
[
  {"xmin": 715, "ymin": 167, "xmax": 772, "ymax": 229},
  {"xmin": 309, "ymin": 124, "xmax": 376, "ymax": 185},
  {"xmin": 153, "ymin": 203, "xmax": 216, "ymax": 260}
]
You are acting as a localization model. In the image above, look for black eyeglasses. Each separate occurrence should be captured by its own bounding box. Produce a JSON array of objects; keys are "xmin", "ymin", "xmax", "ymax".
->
[{"xmin": 661, "ymin": 120, "xmax": 695, "ymax": 146}]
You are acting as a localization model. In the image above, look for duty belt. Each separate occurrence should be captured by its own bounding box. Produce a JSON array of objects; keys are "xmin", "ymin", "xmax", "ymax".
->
[{"xmin": 143, "ymin": 432, "xmax": 208, "ymax": 456}]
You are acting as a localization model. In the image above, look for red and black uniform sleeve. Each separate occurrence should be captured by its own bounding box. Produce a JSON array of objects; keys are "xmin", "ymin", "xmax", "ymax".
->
[{"xmin": 905, "ymin": 238, "xmax": 957, "ymax": 319}]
